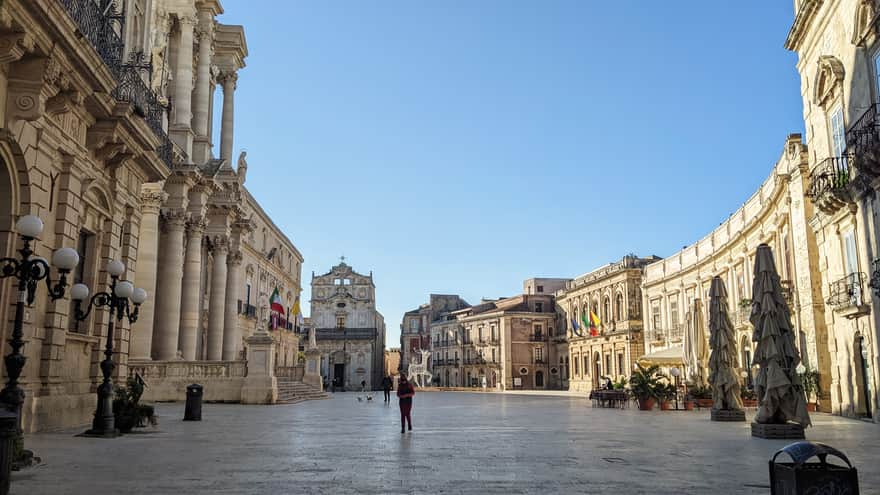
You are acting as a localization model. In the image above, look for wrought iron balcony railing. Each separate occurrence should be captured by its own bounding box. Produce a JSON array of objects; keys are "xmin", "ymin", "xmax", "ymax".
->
[
  {"xmin": 808, "ymin": 156, "xmax": 852, "ymax": 213},
  {"xmin": 827, "ymin": 272, "xmax": 867, "ymax": 310},
  {"xmin": 780, "ymin": 279, "xmax": 795, "ymax": 309},
  {"xmin": 846, "ymin": 104, "xmax": 880, "ymax": 175},
  {"xmin": 60, "ymin": 0, "xmax": 173, "ymax": 169},
  {"xmin": 870, "ymin": 259, "xmax": 880, "ymax": 299},
  {"xmin": 59, "ymin": 0, "xmax": 124, "ymax": 73}
]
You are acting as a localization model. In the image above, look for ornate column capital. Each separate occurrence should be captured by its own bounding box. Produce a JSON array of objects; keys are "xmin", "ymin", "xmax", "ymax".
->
[
  {"xmin": 186, "ymin": 215, "xmax": 207, "ymax": 236},
  {"xmin": 177, "ymin": 14, "xmax": 198, "ymax": 29},
  {"xmin": 211, "ymin": 235, "xmax": 229, "ymax": 254},
  {"xmin": 141, "ymin": 189, "xmax": 168, "ymax": 213},
  {"xmin": 161, "ymin": 209, "xmax": 188, "ymax": 230},
  {"xmin": 228, "ymin": 250, "xmax": 243, "ymax": 267},
  {"xmin": 218, "ymin": 71, "xmax": 238, "ymax": 89}
]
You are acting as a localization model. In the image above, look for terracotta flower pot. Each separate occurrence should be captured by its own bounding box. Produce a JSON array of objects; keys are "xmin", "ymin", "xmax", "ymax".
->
[
  {"xmin": 660, "ymin": 400, "xmax": 672, "ymax": 411},
  {"xmin": 806, "ymin": 403, "xmax": 818, "ymax": 412},
  {"xmin": 695, "ymin": 398, "xmax": 714, "ymax": 408},
  {"xmin": 637, "ymin": 397, "xmax": 655, "ymax": 411},
  {"xmin": 741, "ymin": 399, "xmax": 757, "ymax": 408},
  {"xmin": 684, "ymin": 401, "xmax": 695, "ymax": 411}
]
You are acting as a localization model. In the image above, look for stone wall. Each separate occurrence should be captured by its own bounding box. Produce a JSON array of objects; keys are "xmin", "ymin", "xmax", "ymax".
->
[{"xmin": 129, "ymin": 360, "xmax": 247, "ymax": 402}]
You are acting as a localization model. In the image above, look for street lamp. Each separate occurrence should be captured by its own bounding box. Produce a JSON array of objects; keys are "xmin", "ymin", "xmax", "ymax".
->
[
  {"xmin": 0, "ymin": 215, "xmax": 78, "ymax": 451},
  {"xmin": 71, "ymin": 259, "xmax": 146, "ymax": 437},
  {"xmin": 670, "ymin": 367, "xmax": 681, "ymax": 410}
]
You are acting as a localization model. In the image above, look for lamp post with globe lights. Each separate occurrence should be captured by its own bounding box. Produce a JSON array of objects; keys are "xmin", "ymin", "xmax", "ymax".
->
[
  {"xmin": 70, "ymin": 260, "xmax": 147, "ymax": 437},
  {"xmin": 0, "ymin": 215, "xmax": 78, "ymax": 452},
  {"xmin": 670, "ymin": 367, "xmax": 682, "ymax": 410}
]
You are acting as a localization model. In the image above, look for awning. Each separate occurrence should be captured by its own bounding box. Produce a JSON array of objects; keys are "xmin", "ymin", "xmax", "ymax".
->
[{"xmin": 637, "ymin": 345, "xmax": 684, "ymax": 365}]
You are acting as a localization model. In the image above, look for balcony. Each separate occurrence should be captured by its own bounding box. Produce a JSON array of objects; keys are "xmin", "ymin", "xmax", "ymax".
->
[
  {"xmin": 870, "ymin": 259, "xmax": 880, "ymax": 300},
  {"xmin": 529, "ymin": 334, "xmax": 545, "ymax": 342},
  {"xmin": 827, "ymin": 272, "xmax": 871, "ymax": 318},
  {"xmin": 847, "ymin": 104, "xmax": 880, "ymax": 178},
  {"xmin": 60, "ymin": 0, "xmax": 173, "ymax": 169},
  {"xmin": 780, "ymin": 280, "xmax": 795, "ymax": 310},
  {"xmin": 808, "ymin": 156, "xmax": 852, "ymax": 215}
]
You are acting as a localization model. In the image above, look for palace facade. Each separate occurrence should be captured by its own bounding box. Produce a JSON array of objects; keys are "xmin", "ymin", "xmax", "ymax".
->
[{"xmin": 0, "ymin": 0, "xmax": 303, "ymax": 432}]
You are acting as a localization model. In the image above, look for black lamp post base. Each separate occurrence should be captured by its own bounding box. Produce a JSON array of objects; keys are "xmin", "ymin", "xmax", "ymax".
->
[{"xmin": 77, "ymin": 428, "xmax": 119, "ymax": 439}]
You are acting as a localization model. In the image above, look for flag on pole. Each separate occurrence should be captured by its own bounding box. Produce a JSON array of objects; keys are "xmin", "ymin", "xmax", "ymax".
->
[
  {"xmin": 571, "ymin": 317, "xmax": 581, "ymax": 337},
  {"xmin": 581, "ymin": 313, "xmax": 592, "ymax": 336},
  {"xmin": 270, "ymin": 287, "xmax": 285, "ymax": 314},
  {"xmin": 291, "ymin": 295, "xmax": 301, "ymax": 317},
  {"xmin": 589, "ymin": 310, "xmax": 601, "ymax": 336}
]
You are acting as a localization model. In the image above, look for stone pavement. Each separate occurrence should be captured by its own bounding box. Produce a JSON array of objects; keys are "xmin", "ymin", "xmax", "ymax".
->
[{"xmin": 13, "ymin": 391, "xmax": 880, "ymax": 494}]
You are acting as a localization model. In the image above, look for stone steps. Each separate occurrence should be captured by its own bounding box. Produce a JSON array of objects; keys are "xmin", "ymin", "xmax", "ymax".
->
[{"xmin": 276, "ymin": 378, "xmax": 328, "ymax": 404}]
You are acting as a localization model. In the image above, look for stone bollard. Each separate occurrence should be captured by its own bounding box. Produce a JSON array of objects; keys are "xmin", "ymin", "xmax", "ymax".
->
[
  {"xmin": 183, "ymin": 384, "xmax": 203, "ymax": 421},
  {"xmin": 0, "ymin": 411, "xmax": 17, "ymax": 495}
]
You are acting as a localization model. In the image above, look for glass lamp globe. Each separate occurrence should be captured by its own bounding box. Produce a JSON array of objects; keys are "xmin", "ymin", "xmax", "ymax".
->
[
  {"xmin": 796, "ymin": 363, "xmax": 806, "ymax": 374},
  {"xmin": 16, "ymin": 215, "xmax": 43, "ymax": 238},
  {"xmin": 115, "ymin": 281, "xmax": 134, "ymax": 299},
  {"xmin": 52, "ymin": 247, "xmax": 80, "ymax": 271},
  {"xmin": 131, "ymin": 287, "xmax": 147, "ymax": 305},
  {"xmin": 107, "ymin": 260, "xmax": 126, "ymax": 277},
  {"xmin": 70, "ymin": 283, "xmax": 90, "ymax": 301},
  {"xmin": 670, "ymin": 367, "xmax": 681, "ymax": 378}
]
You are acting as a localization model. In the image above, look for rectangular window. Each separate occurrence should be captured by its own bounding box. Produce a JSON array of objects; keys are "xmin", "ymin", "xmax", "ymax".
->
[
  {"xmin": 844, "ymin": 230, "xmax": 861, "ymax": 306},
  {"xmin": 490, "ymin": 324, "xmax": 497, "ymax": 342},
  {"xmin": 533, "ymin": 324, "xmax": 543, "ymax": 340},
  {"xmin": 604, "ymin": 354, "xmax": 611, "ymax": 377},
  {"xmin": 651, "ymin": 301, "xmax": 661, "ymax": 330},
  {"xmin": 669, "ymin": 299, "xmax": 679, "ymax": 329},
  {"xmin": 336, "ymin": 316, "xmax": 345, "ymax": 329},
  {"xmin": 245, "ymin": 283, "xmax": 251, "ymax": 306},
  {"xmin": 70, "ymin": 230, "xmax": 95, "ymax": 332},
  {"xmin": 334, "ymin": 278, "xmax": 342, "ymax": 285},
  {"xmin": 830, "ymin": 105, "xmax": 846, "ymax": 158},
  {"xmin": 410, "ymin": 319, "xmax": 418, "ymax": 331},
  {"xmin": 535, "ymin": 302, "xmax": 543, "ymax": 313},
  {"xmin": 574, "ymin": 355, "xmax": 579, "ymax": 376},
  {"xmin": 537, "ymin": 285, "xmax": 544, "ymax": 293},
  {"xmin": 617, "ymin": 353, "xmax": 624, "ymax": 376},
  {"xmin": 491, "ymin": 348, "xmax": 496, "ymax": 363},
  {"xmin": 535, "ymin": 347, "xmax": 543, "ymax": 363},
  {"xmin": 583, "ymin": 356, "xmax": 589, "ymax": 376}
]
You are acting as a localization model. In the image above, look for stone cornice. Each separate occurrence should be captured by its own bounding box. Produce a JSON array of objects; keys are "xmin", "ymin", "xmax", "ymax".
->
[{"xmin": 785, "ymin": 0, "xmax": 823, "ymax": 52}]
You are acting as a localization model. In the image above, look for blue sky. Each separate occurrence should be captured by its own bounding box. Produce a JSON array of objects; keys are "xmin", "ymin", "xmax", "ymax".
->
[{"xmin": 217, "ymin": 1, "xmax": 803, "ymax": 347}]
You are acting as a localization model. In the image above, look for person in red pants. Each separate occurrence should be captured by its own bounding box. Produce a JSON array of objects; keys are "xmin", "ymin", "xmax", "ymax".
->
[{"xmin": 397, "ymin": 375, "xmax": 416, "ymax": 433}]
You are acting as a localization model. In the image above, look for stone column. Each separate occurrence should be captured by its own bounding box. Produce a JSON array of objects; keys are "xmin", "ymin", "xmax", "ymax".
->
[
  {"xmin": 192, "ymin": 13, "xmax": 214, "ymax": 163},
  {"xmin": 129, "ymin": 187, "xmax": 166, "ymax": 360},
  {"xmin": 218, "ymin": 71, "xmax": 237, "ymax": 162},
  {"xmin": 222, "ymin": 251, "xmax": 243, "ymax": 360},
  {"xmin": 153, "ymin": 210, "xmax": 187, "ymax": 360},
  {"xmin": 171, "ymin": 15, "xmax": 196, "ymax": 158},
  {"xmin": 207, "ymin": 237, "xmax": 229, "ymax": 360},
  {"xmin": 178, "ymin": 216, "xmax": 206, "ymax": 360}
]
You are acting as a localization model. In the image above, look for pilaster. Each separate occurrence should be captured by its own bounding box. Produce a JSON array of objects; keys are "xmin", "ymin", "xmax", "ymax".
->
[{"xmin": 207, "ymin": 235, "xmax": 229, "ymax": 360}]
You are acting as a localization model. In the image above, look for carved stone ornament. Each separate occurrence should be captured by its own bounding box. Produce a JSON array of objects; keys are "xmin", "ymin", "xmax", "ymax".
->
[
  {"xmin": 162, "ymin": 209, "xmax": 188, "ymax": 229},
  {"xmin": 227, "ymin": 250, "xmax": 243, "ymax": 266},
  {"xmin": 212, "ymin": 235, "xmax": 229, "ymax": 254},
  {"xmin": 186, "ymin": 215, "xmax": 207, "ymax": 235},
  {"xmin": 813, "ymin": 56, "xmax": 845, "ymax": 108}
]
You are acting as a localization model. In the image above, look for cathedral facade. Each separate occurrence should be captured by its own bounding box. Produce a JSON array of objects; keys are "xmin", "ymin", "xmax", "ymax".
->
[{"xmin": 310, "ymin": 261, "xmax": 385, "ymax": 390}]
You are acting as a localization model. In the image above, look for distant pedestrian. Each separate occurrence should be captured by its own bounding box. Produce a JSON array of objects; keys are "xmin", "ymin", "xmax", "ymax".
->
[
  {"xmin": 397, "ymin": 375, "xmax": 415, "ymax": 433},
  {"xmin": 361, "ymin": 379, "xmax": 367, "ymax": 392},
  {"xmin": 382, "ymin": 375, "xmax": 393, "ymax": 402}
]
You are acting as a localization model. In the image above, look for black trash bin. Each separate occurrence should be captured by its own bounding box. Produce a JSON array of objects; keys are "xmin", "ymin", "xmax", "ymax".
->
[
  {"xmin": 0, "ymin": 410, "xmax": 16, "ymax": 495},
  {"xmin": 769, "ymin": 441, "xmax": 859, "ymax": 495},
  {"xmin": 184, "ymin": 384, "xmax": 203, "ymax": 421}
]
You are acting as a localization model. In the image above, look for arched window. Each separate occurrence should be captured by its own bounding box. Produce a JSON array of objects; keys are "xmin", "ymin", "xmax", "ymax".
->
[
  {"xmin": 603, "ymin": 297, "xmax": 610, "ymax": 324},
  {"xmin": 615, "ymin": 293, "xmax": 624, "ymax": 321}
]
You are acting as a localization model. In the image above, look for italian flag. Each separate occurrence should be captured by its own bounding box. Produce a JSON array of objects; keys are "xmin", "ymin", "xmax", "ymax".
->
[{"xmin": 270, "ymin": 287, "xmax": 285, "ymax": 315}]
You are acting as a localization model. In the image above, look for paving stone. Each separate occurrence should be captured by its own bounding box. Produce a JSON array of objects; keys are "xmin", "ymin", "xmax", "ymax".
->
[{"xmin": 11, "ymin": 392, "xmax": 880, "ymax": 494}]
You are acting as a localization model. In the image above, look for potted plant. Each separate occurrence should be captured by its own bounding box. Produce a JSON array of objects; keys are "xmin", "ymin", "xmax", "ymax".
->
[
  {"xmin": 687, "ymin": 384, "xmax": 713, "ymax": 408},
  {"xmin": 798, "ymin": 367, "xmax": 821, "ymax": 412},
  {"xmin": 741, "ymin": 388, "xmax": 757, "ymax": 408},
  {"xmin": 658, "ymin": 382, "xmax": 677, "ymax": 411},
  {"xmin": 629, "ymin": 363, "xmax": 662, "ymax": 410},
  {"xmin": 612, "ymin": 376, "xmax": 627, "ymax": 390},
  {"xmin": 112, "ymin": 376, "xmax": 157, "ymax": 433}
]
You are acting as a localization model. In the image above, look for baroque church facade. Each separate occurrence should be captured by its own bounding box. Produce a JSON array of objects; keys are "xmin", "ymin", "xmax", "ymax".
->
[{"xmin": 310, "ymin": 261, "xmax": 385, "ymax": 390}]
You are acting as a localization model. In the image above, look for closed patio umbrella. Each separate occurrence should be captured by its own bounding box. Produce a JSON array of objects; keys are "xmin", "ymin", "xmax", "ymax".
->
[
  {"xmin": 693, "ymin": 298, "xmax": 709, "ymax": 387},
  {"xmin": 683, "ymin": 310, "xmax": 697, "ymax": 384},
  {"xmin": 708, "ymin": 277, "xmax": 743, "ymax": 412},
  {"xmin": 751, "ymin": 244, "xmax": 811, "ymax": 428}
]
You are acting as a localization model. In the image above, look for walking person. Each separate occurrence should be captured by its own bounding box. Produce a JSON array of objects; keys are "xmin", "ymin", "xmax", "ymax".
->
[
  {"xmin": 397, "ymin": 375, "xmax": 415, "ymax": 433},
  {"xmin": 382, "ymin": 375, "xmax": 393, "ymax": 402}
]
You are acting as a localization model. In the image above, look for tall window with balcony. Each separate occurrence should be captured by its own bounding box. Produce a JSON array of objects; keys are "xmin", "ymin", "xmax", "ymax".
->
[
  {"xmin": 830, "ymin": 105, "xmax": 846, "ymax": 159},
  {"xmin": 651, "ymin": 301, "xmax": 661, "ymax": 334},
  {"xmin": 844, "ymin": 230, "xmax": 861, "ymax": 306},
  {"xmin": 533, "ymin": 324, "xmax": 543, "ymax": 341},
  {"xmin": 615, "ymin": 293, "xmax": 623, "ymax": 321},
  {"xmin": 669, "ymin": 299, "xmax": 679, "ymax": 333},
  {"xmin": 535, "ymin": 347, "xmax": 544, "ymax": 364},
  {"xmin": 336, "ymin": 315, "xmax": 345, "ymax": 329}
]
